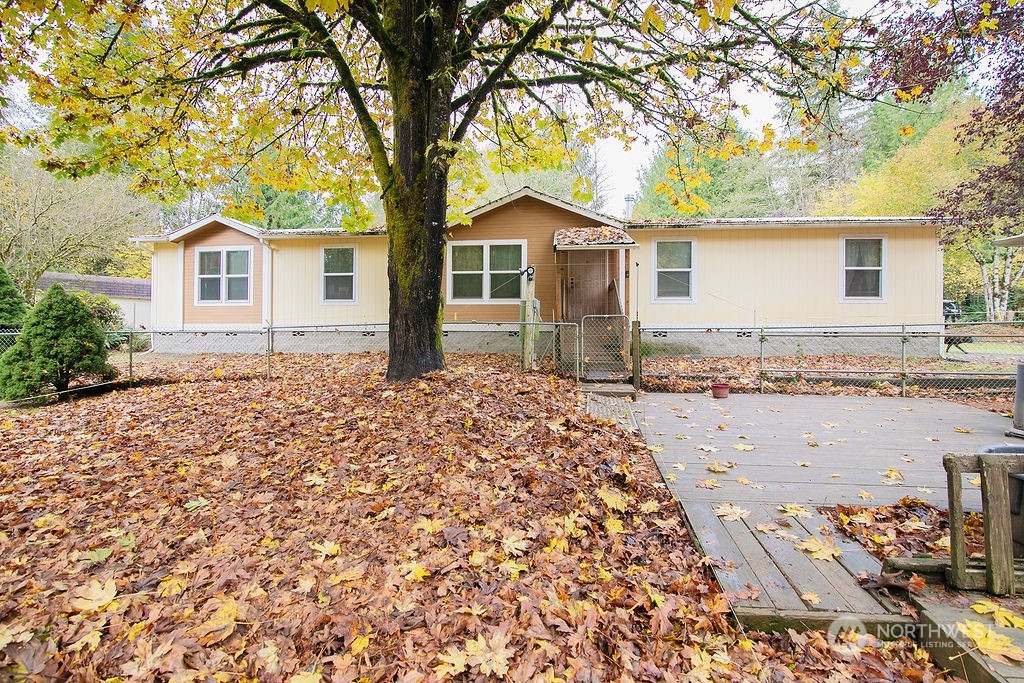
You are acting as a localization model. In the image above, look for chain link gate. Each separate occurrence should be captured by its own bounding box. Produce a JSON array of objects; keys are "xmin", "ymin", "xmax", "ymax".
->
[{"xmin": 580, "ymin": 314, "xmax": 629, "ymax": 381}]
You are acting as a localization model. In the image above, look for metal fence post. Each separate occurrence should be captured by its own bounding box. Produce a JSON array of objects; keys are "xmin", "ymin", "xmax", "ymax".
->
[
  {"xmin": 266, "ymin": 327, "xmax": 272, "ymax": 379},
  {"xmin": 128, "ymin": 330, "xmax": 134, "ymax": 385},
  {"xmin": 632, "ymin": 320, "xmax": 642, "ymax": 390},
  {"xmin": 759, "ymin": 328, "xmax": 766, "ymax": 394},
  {"xmin": 901, "ymin": 324, "xmax": 908, "ymax": 397}
]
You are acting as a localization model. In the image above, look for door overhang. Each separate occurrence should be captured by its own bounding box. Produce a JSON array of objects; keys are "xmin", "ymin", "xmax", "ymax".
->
[{"xmin": 553, "ymin": 226, "xmax": 636, "ymax": 251}]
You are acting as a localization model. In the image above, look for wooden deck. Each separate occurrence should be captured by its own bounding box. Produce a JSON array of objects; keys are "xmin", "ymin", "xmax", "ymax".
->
[{"xmin": 632, "ymin": 393, "xmax": 1017, "ymax": 632}]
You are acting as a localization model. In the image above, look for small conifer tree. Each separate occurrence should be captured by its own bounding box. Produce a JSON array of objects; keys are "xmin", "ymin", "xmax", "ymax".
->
[
  {"xmin": 0, "ymin": 261, "xmax": 27, "ymax": 329},
  {"xmin": 0, "ymin": 284, "xmax": 116, "ymax": 400}
]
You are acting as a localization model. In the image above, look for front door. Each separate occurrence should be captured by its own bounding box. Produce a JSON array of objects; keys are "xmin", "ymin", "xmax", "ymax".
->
[{"xmin": 563, "ymin": 250, "xmax": 614, "ymax": 323}]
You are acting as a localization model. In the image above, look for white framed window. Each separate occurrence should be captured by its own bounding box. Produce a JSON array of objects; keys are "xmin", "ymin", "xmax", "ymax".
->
[
  {"xmin": 196, "ymin": 247, "xmax": 251, "ymax": 304},
  {"xmin": 843, "ymin": 237, "xmax": 884, "ymax": 299},
  {"xmin": 654, "ymin": 240, "xmax": 694, "ymax": 300},
  {"xmin": 447, "ymin": 240, "xmax": 525, "ymax": 302},
  {"xmin": 322, "ymin": 245, "xmax": 356, "ymax": 303}
]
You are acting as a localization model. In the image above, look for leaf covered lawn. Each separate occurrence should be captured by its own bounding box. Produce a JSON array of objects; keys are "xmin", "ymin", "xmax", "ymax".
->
[{"xmin": 2, "ymin": 354, "xmax": 956, "ymax": 681}]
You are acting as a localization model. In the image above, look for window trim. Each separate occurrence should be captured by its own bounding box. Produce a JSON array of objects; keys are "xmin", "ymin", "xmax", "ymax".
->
[
  {"xmin": 194, "ymin": 246, "xmax": 253, "ymax": 305},
  {"xmin": 446, "ymin": 239, "xmax": 527, "ymax": 304},
  {"xmin": 320, "ymin": 244, "xmax": 358, "ymax": 305},
  {"xmin": 841, "ymin": 236, "xmax": 886, "ymax": 302},
  {"xmin": 652, "ymin": 239, "xmax": 696, "ymax": 303}
]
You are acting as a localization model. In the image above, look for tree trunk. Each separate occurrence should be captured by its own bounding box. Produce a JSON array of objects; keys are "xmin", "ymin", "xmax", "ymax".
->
[{"xmin": 382, "ymin": 2, "xmax": 458, "ymax": 382}]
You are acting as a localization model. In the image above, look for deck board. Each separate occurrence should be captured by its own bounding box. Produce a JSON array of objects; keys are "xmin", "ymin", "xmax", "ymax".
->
[{"xmin": 637, "ymin": 392, "xmax": 1016, "ymax": 635}]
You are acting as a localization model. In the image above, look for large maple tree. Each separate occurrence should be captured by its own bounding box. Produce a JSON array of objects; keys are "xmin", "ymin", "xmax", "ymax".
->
[{"xmin": 3, "ymin": 0, "xmax": 891, "ymax": 380}]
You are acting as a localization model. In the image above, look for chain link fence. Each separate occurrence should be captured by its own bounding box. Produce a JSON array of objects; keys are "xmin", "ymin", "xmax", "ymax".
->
[
  {"xmin": 0, "ymin": 323, "xmax": 583, "ymax": 405},
  {"xmin": 638, "ymin": 322, "xmax": 1024, "ymax": 396},
  {"xmin": 4, "ymin": 321, "xmax": 1024, "ymax": 405}
]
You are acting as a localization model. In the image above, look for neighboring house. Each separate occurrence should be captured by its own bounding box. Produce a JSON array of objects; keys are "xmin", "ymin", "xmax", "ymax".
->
[
  {"xmin": 135, "ymin": 188, "xmax": 943, "ymax": 358},
  {"xmin": 36, "ymin": 272, "xmax": 152, "ymax": 329}
]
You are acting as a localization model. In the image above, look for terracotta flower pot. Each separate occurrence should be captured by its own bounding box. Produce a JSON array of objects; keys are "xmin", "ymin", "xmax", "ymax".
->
[{"xmin": 711, "ymin": 382, "xmax": 730, "ymax": 399}]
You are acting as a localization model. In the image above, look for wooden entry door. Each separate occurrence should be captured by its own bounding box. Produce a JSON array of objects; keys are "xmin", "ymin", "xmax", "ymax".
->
[{"xmin": 563, "ymin": 250, "xmax": 613, "ymax": 323}]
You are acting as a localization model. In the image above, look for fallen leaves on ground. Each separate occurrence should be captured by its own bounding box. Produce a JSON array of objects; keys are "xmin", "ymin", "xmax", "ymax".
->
[
  {"xmin": 958, "ymin": 620, "xmax": 1024, "ymax": 664},
  {"xmin": 0, "ymin": 353, "xmax": 958, "ymax": 680},
  {"xmin": 822, "ymin": 496, "xmax": 985, "ymax": 561},
  {"xmin": 972, "ymin": 599, "xmax": 1024, "ymax": 629}
]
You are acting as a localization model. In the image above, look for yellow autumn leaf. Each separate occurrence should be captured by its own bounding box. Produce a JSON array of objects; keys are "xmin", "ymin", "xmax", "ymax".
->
[
  {"xmin": 898, "ymin": 125, "xmax": 915, "ymax": 137},
  {"xmin": 157, "ymin": 575, "xmax": 186, "ymax": 597},
  {"xmin": 605, "ymin": 517, "xmax": 626, "ymax": 533},
  {"xmin": 801, "ymin": 592, "xmax": 821, "ymax": 605},
  {"xmin": 859, "ymin": 490, "xmax": 875, "ymax": 500},
  {"xmin": 434, "ymin": 645, "xmax": 470, "ymax": 678},
  {"xmin": 351, "ymin": 631, "xmax": 373, "ymax": 655},
  {"xmin": 736, "ymin": 476, "xmax": 753, "ymax": 485},
  {"xmin": 971, "ymin": 600, "xmax": 1024, "ymax": 629},
  {"xmin": 404, "ymin": 563, "xmax": 431, "ymax": 582},
  {"xmin": 289, "ymin": 672, "xmax": 323, "ymax": 683},
  {"xmin": 597, "ymin": 485, "xmax": 628, "ymax": 512},
  {"xmin": 310, "ymin": 540, "xmax": 341, "ymax": 556},
  {"xmin": 733, "ymin": 444, "xmax": 755, "ymax": 451},
  {"xmin": 190, "ymin": 596, "xmax": 238, "ymax": 646},
  {"xmin": 713, "ymin": 503, "xmax": 751, "ymax": 522},
  {"xmin": 639, "ymin": 500, "xmax": 660, "ymax": 513},
  {"xmin": 67, "ymin": 629, "xmax": 103, "ymax": 653},
  {"xmin": 954, "ymin": 426, "xmax": 973, "ymax": 433},
  {"xmin": 696, "ymin": 7, "xmax": 713, "ymax": 31},
  {"xmin": 778, "ymin": 504, "xmax": 812, "ymax": 518},
  {"xmin": 641, "ymin": 3, "xmax": 666, "ymax": 33},
  {"xmin": 413, "ymin": 516, "xmax": 445, "ymax": 534},
  {"xmin": 580, "ymin": 35, "xmax": 595, "ymax": 61},
  {"xmin": 333, "ymin": 565, "xmax": 366, "ymax": 582},
  {"xmin": 796, "ymin": 536, "xmax": 842, "ymax": 561},
  {"xmin": 958, "ymin": 620, "xmax": 1024, "ymax": 664},
  {"xmin": 69, "ymin": 578, "xmax": 118, "ymax": 613},
  {"xmin": 465, "ymin": 631, "xmax": 515, "ymax": 676}
]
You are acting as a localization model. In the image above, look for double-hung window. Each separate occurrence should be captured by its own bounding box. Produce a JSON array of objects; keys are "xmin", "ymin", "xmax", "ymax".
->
[
  {"xmin": 448, "ymin": 241, "xmax": 525, "ymax": 302},
  {"xmin": 196, "ymin": 247, "xmax": 251, "ymax": 303},
  {"xmin": 323, "ymin": 246, "xmax": 356, "ymax": 302},
  {"xmin": 843, "ymin": 238, "xmax": 884, "ymax": 299},
  {"xmin": 654, "ymin": 240, "xmax": 693, "ymax": 300}
]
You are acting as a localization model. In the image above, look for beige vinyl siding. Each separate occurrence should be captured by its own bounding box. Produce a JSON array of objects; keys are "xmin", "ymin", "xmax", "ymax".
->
[
  {"xmin": 269, "ymin": 235, "xmax": 389, "ymax": 325},
  {"xmin": 630, "ymin": 223, "xmax": 942, "ymax": 326},
  {"xmin": 182, "ymin": 224, "xmax": 263, "ymax": 327},
  {"xmin": 444, "ymin": 196, "xmax": 571, "ymax": 323},
  {"xmin": 150, "ymin": 242, "xmax": 183, "ymax": 330}
]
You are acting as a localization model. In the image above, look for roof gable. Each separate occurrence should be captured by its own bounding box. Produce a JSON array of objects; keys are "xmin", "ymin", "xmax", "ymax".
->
[
  {"xmin": 135, "ymin": 214, "xmax": 265, "ymax": 243},
  {"xmin": 466, "ymin": 186, "xmax": 622, "ymax": 229}
]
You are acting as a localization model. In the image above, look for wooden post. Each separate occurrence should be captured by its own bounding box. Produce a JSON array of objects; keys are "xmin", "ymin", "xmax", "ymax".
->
[
  {"xmin": 521, "ymin": 266, "xmax": 536, "ymax": 370},
  {"xmin": 944, "ymin": 454, "xmax": 968, "ymax": 589},
  {"xmin": 981, "ymin": 454, "xmax": 1015, "ymax": 594}
]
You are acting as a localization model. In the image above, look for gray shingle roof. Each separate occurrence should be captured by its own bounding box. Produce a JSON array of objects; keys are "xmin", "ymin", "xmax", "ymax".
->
[{"xmin": 38, "ymin": 272, "xmax": 151, "ymax": 300}]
